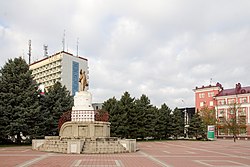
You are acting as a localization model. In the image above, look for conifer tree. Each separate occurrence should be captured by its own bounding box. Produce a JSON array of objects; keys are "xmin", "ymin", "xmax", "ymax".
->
[
  {"xmin": 155, "ymin": 103, "xmax": 172, "ymax": 139},
  {"xmin": 103, "ymin": 97, "xmax": 121, "ymax": 137},
  {"xmin": 135, "ymin": 94, "xmax": 155, "ymax": 139},
  {"xmin": 0, "ymin": 57, "xmax": 40, "ymax": 144},
  {"xmin": 120, "ymin": 92, "xmax": 136, "ymax": 138},
  {"xmin": 188, "ymin": 113, "xmax": 205, "ymax": 139},
  {"xmin": 40, "ymin": 82, "xmax": 73, "ymax": 136},
  {"xmin": 171, "ymin": 108, "xmax": 184, "ymax": 139}
]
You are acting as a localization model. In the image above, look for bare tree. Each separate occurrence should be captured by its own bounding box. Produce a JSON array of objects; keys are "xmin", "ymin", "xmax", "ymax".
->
[
  {"xmin": 199, "ymin": 106, "xmax": 217, "ymax": 138},
  {"xmin": 221, "ymin": 103, "xmax": 247, "ymax": 142}
]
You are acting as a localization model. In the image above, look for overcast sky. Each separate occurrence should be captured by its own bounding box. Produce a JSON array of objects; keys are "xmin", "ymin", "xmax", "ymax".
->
[{"xmin": 1, "ymin": 0, "xmax": 250, "ymax": 109}]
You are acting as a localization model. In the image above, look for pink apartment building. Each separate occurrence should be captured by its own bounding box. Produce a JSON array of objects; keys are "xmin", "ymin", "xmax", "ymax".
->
[{"xmin": 194, "ymin": 82, "xmax": 250, "ymax": 136}]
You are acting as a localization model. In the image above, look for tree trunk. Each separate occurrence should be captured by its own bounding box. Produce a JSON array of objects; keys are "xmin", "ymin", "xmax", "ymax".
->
[{"xmin": 16, "ymin": 132, "xmax": 21, "ymax": 145}]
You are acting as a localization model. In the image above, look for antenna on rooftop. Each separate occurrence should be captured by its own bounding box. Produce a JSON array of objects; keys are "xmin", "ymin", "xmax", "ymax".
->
[
  {"xmin": 62, "ymin": 30, "xmax": 66, "ymax": 51},
  {"xmin": 76, "ymin": 37, "xmax": 79, "ymax": 57},
  {"xmin": 43, "ymin": 45, "xmax": 48, "ymax": 57},
  {"xmin": 28, "ymin": 40, "xmax": 31, "ymax": 64},
  {"xmin": 210, "ymin": 78, "xmax": 212, "ymax": 85}
]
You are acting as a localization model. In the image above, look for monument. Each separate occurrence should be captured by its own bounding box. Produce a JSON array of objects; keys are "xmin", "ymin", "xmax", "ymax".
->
[{"xmin": 32, "ymin": 69, "xmax": 136, "ymax": 154}]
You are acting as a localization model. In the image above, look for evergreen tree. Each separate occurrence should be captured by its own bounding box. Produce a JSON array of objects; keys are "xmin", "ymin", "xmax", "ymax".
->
[
  {"xmin": 144, "ymin": 106, "xmax": 157, "ymax": 139},
  {"xmin": 136, "ymin": 94, "xmax": 157, "ymax": 139},
  {"xmin": 171, "ymin": 108, "xmax": 184, "ymax": 139},
  {"xmin": 0, "ymin": 57, "xmax": 40, "ymax": 144},
  {"xmin": 154, "ymin": 107, "xmax": 163, "ymax": 140},
  {"xmin": 119, "ymin": 92, "xmax": 136, "ymax": 138},
  {"xmin": 103, "ymin": 97, "xmax": 121, "ymax": 137},
  {"xmin": 155, "ymin": 103, "xmax": 172, "ymax": 139},
  {"xmin": 105, "ymin": 93, "xmax": 156, "ymax": 139},
  {"xmin": 188, "ymin": 113, "xmax": 205, "ymax": 139},
  {"xmin": 135, "ymin": 94, "xmax": 154, "ymax": 139},
  {"xmin": 40, "ymin": 82, "xmax": 73, "ymax": 136}
]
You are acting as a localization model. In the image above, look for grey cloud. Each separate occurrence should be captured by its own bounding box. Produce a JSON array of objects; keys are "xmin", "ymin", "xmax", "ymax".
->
[{"xmin": 1, "ymin": 0, "xmax": 250, "ymax": 109}]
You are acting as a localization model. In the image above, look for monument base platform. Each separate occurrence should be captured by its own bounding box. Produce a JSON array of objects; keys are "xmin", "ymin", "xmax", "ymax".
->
[
  {"xmin": 59, "ymin": 121, "xmax": 111, "ymax": 139},
  {"xmin": 32, "ymin": 137, "xmax": 136, "ymax": 154},
  {"xmin": 32, "ymin": 121, "xmax": 137, "ymax": 154}
]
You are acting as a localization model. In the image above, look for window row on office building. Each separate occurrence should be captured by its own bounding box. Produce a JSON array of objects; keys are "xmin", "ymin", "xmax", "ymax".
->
[{"xmin": 29, "ymin": 51, "xmax": 89, "ymax": 95}]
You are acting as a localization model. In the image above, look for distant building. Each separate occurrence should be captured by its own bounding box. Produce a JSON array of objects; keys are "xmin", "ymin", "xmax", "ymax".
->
[
  {"xmin": 178, "ymin": 107, "xmax": 195, "ymax": 138},
  {"xmin": 178, "ymin": 107, "xmax": 195, "ymax": 126},
  {"xmin": 215, "ymin": 83, "xmax": 250, "ymax": 136},
  {"xmin": 193, "ymin": 82, "xmax": 222, "ymax": 112},
  {"xmin": 194, "ymin": 82, "xmax": 250, "ymax": 136},
  {"xmin": 29, "ymin": 51, "xmax": 89, "ymax": 95},
  {"xmin": 92, "ymin": 103, "xmax": 103, "ymax": 110}
]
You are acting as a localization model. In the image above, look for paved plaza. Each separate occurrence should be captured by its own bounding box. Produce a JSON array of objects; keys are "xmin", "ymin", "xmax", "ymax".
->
[{"xmin": 0, "ymin": 139, "xmax": 250, "ymax": 167}]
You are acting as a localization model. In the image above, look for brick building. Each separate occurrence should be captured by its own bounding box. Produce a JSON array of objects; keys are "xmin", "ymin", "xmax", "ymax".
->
[
  {"xmin": 194, "ymin": 83, "xmax": 250, "ymax": 136},
  {"xmin": 194, "ymin": 83, "xmax": 222, "ymax": 112}
]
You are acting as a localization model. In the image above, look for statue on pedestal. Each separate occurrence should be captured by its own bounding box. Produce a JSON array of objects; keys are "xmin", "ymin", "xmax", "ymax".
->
[{"xmin": 79, "ymin": 69, "xmax": 88, "ymax": 91}]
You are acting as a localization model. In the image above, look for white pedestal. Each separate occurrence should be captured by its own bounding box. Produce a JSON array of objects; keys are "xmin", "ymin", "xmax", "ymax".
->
[{"xmin": 71, "ymin": 91, "xmax": 95, "ymax": 122}]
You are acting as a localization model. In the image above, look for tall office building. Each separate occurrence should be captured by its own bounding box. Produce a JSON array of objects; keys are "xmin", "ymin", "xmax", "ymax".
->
[{"xmin": 29, "ymin": 51, "xmax": 89, "ymax": 95}]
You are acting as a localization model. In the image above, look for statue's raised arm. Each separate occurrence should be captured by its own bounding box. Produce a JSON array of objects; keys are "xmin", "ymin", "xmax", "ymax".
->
[{"xmin": 79, "ymin": 69, "xmax": 87, "ymax": 91}]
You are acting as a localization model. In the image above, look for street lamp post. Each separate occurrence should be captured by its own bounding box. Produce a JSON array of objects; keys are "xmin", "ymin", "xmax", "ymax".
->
[
  {"xmin": 181, "ymin": 100, "xmax": 189, "ymax": 139},
  {"xmin": 184, "ymin": 108, "xmax": 189, "ymax": 139}
]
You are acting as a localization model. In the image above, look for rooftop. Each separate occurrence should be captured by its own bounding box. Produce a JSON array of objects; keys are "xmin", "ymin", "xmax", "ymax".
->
[
  {"xmin": 29, "ymin": 51, "xmax": 88, "ymax": 66},
  {"xmin": 194, "ymin": 82, "xmax": 223, "ymax": 90},
  {"xmin": 216, "ymin": 83, "xmax": 250, "ymax": 96}
]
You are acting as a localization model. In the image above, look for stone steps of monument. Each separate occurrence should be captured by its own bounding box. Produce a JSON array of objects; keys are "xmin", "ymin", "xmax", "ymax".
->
[
  {"xmin": 81, "ymin": 141, "xmax": 128, "ymax": 154},
  {"xmin": 38, "ymin": 140, "xmax": 68, "ymax": 153}
]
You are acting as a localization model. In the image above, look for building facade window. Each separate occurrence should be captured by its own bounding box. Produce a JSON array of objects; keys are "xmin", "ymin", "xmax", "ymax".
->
[
  {"xmin": 218, "ymin": 109, "xmax": 224, "ymax": 117},
  {"xmin": 199, "ymin": 93, "xmax": 205, "ymax": 98},
  {"xmin": 228, "ymin": 99, "xmax": 235, "ymax": 104},
  {"xmin": 218, "ymin": 99, "xmax": 226, "ymax": 105},
  {"xmin": 229, "ymin": 109, "xmax": 234, "ymax": 114},
  {"xmin": 239, "ymin": 97, "xmax": 247, "ymax": 104},
  {"xmin": 239, "ymin": 107, "xmax": 246, "ymax": 116},
  {"xmin": 208, "ymin": 92, "xmax": 214, "ymax": 97},
  {"xmin": 200, "ymin": 102, "xmax": 204, "ymax": 107},
  {"xmin": 220, "ymin": 99, "xmax": 224, "ymax": 105},
  {"xmin": 239, "ymin": 128, "xmax": 246, "ymax": 135},
  {"xmin": 209, "ymin": 101, "xmax": 213, "ymax": 106},
  {"xmin": 218, "ymin": 128, "xmax": 226, "ymax": 135}
]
